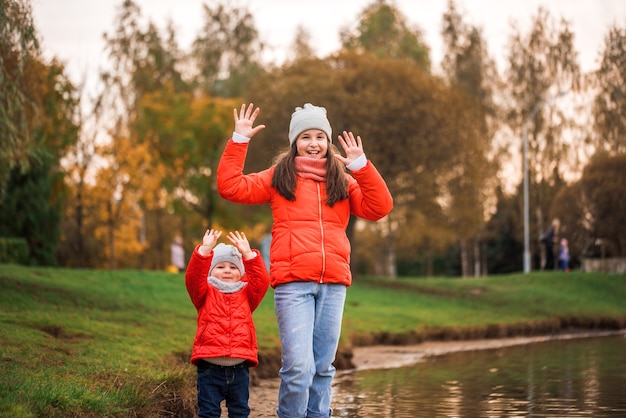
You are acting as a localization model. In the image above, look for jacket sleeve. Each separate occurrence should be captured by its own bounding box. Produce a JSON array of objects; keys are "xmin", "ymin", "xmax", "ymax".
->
[
  {"xmin": 217, "ymin": 139, "xmax": 274, "ymax": 205},
  {"xmin": 185, "ymin": 245, "xmax": 212, "ymax": 310},
  {"xmin": 243, "ymin": 249, "xmax": 270, "ymax": 312},
  {"xmin": 348, "ymin": 160, "xmax": 394, "ymax": 221}
]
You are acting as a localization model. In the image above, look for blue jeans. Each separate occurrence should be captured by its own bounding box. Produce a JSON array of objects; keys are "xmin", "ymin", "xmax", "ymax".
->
[
  {"xmin": 196, "ymin": 360, "xmax": 250, "ymax": 418},
  {"xmin": 274, "ymin": 282, "xmax": 347, "ymax": 418}
]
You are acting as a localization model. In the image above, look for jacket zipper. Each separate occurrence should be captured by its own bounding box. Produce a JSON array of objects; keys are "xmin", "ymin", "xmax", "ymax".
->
[{"xmin": 317, "ymin": 182, "xmax": 325, "ymax": 283}]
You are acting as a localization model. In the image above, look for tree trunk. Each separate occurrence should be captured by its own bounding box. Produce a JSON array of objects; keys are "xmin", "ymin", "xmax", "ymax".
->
[
  {"xmin": 474, "ymin": 238, "xmax": 480, "ymax": 277},
  {"xmin": 460, "ymin": 239, "xmax": 469, "ymax": 278}
]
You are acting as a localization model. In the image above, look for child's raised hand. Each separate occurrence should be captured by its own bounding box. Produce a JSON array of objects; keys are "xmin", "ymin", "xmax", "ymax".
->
[
  {"xmin": 234, "ymin": 103, "xmax": 266, "ymax": 139},
  {"xmin": 226, "ymin": 231, "xmax": 254, "ymax": 259},
  {"xmin": 202, "ymin": 229, "xmax": 222, "ymax": 249},
  {"xmin": 334, "ymin": 131, "xmax": 364, "ymax": 166}
]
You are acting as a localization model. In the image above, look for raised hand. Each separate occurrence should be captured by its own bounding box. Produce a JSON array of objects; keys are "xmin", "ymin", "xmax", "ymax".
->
[
  {"xmin": 334, "ymin": 131, "xmax": 364, "ymax": 166},
  {"xmin": 202, "ymin": 229, "xmax": 222, "ymax": 250},
  {"xmin": 226, "ymin": 231, "xmax": 254, "ymax": 260},
  {"xmin": 234, "ymin": 103, "xmax": 266, "ymax": 139}
]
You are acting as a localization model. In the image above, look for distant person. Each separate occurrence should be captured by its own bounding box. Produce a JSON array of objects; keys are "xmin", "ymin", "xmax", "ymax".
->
[
  {"xmin": 559, "ymin": 238, "xmax": 570, "ymax": 272},
  {"xmin": 540, "ymin": 218, "xmax": 560, "ymax": 270},
  {"xmin": 217, "ymin": 103, "xmax": 393, "ymax": 418},
  {"xmin": 185, "ymin": 229, "xmax": 269, "ymax": 418},
  {"xmin": 170, "ymin": 236, "xmax": 185, "ymax": 273},
  {"xmin": 260, "ymin": 233, "xmax": 272, "ymax": 273}
]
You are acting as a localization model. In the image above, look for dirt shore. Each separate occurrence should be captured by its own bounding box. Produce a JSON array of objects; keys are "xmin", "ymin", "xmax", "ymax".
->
[{"xmin": 247, "ymin": 330, "xmax": 625, "ymax": 417}]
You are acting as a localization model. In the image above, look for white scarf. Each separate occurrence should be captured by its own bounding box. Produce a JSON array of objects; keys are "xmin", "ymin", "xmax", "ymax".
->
[{"xmin": 208, "ymin": 276, "xmax": 247, "ymax": 293}]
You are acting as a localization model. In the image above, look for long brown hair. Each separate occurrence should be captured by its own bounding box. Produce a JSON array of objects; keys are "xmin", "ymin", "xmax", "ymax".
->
[{"xmin": 271, "ymin": 143, "xmax": 349, "ymax": 206}]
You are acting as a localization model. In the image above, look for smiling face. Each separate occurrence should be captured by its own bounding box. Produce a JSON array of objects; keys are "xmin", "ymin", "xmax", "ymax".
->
[
  {"xmin": 210, "ymin": 261, "xmax": 242, "ymax": 282},
  {"xmin": 295, "ymin": 129, "xmax": 329, "ymax": 159}
]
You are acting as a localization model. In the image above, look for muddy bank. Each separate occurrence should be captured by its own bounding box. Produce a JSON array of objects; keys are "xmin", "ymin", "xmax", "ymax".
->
[
  {"xmin": 156, "ymin": 326, "xmax": 626, "ymax": 417},
  {"xmin": 252, "ymin": 317, "xmax": 626, "ymax": 379}
]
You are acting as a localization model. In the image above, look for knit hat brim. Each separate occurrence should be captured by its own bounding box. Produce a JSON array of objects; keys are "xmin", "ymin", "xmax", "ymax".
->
[
  {"xmin": 209, "ymin": 244, "xmax": 245, "ymax": 277},
  {"xmin": 288, "ymin": 103, "xmax": 332, "ymax": 146}
]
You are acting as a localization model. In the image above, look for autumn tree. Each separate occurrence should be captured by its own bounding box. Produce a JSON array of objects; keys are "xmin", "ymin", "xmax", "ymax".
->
[
  {"xmin": 0, "ymin": 58, "xmax": 79, "ymax": 265},
  {"xmin": 81, "ymin": 0, "xmax": 269, "ymax": 269},
  {"xmin": 287, "ymin": 25, "xmax": 316, "ymax": 63},
  {"xmin": 57, "ymin": 84, "xmax": 109, "ymax": 268},
  {"xmin": 551, "ymin": 152, "xmax": 626, "ymax": 260},
  {"xmin": 440, "ymin": 0, "xmax": 499, "ymax": 277},
  {"xmin": 593, "ymin": 22, "xmax": 626, "ymax": 154},
  {"xmin": 246, "ymin": 51, "xmax": 488, "ymax": 277},
  {"xmin": 191, "ymin": 1, "xmax": 265, "ymax": 97},
  {"xmin": 0, "ymin": 0, "xmax": 80, "ymax": 264},
  {"xmin": 87, "ymin": 0, "xmax": 195, "ymax": 269},
  {"xmin": 504, "ymin": 6, "xmax": 581, "ymax": 270},
  {"xmin": 340, "ymin": 0, "xmax": 430, "ymax": 71},
  {"xmin": 134, "ymin": 90, "xmax": 240, "ymax": 225},
  {"xmin": 0, "ymin": 0, "xmax": 41, "ymax": 195}
]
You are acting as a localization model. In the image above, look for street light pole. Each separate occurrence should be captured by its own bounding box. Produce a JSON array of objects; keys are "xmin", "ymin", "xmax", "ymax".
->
[{"xmin": 523, "ymin": 91, "xmax": 567, "ymax": 274}]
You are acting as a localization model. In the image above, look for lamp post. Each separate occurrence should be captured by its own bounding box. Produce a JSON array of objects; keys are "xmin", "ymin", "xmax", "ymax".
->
[{"xmin": 523, "ymin": 91, "xmax": 567, "ymax": 274}]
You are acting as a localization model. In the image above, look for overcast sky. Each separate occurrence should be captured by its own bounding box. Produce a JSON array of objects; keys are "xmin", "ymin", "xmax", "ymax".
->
[{"xmin": 32, "ymin": 0, "xmax": 626, "ymax": 94}]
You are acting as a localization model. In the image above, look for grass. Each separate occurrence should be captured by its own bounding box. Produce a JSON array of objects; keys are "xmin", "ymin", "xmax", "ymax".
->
[
  {"xmin": 342, "ymin": 273, "xmax": 626, "ymax": 346},
  {"xmin": 1, "ymin": 263, "xmax": 625, "ymax": 416}
]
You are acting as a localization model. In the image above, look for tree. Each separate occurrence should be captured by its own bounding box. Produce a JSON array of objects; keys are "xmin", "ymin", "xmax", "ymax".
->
[
  {"xmin": 551, "ymin": 152, "xmax": 626, "ymax": 259},
  {"xmin": 340, "ymin": 0, "xmax": 430, "ymax": 71},
  {"xmin": 593, "ymin": 23, "xmax": 626, "ymax": 154},
  {"xmin": 504, "ymin": 6, "xmax": 581, "ymax": 270},
  {"xmin": 287, "ymin": 25, "xmax": 316, "ymax": 63},
  {"xmin": 246, "ymin": 52, "xmax": 488, "ymax": 277},
  {"xmin": 191, "ymin": 1, "xmax": 264, "ymax": 97},
  {"xmin": 0, "ymin": 0, "xmax": 40, "ymax": 195},
  {"xmin": 58, "ymin": 83, "xmax": 109, "ymax": 268},
  {"xmin": 0, "ymin": 57, "xmax": 79, "ymax": 265},
  {"xmin": 135, "ymin": 89, "xmax": 239, "ymax": 222},
  {"xmin": 101, "ymin": 0, "xmax": 188, "ymax": 132},
  {"xmin": 92, "ymin": 0, "xmax": 196, "ymax": 269},
  {"xmin": 483, "ymin": 186, "xmax": 524, "ymax": 273},
  {"xmin": 440, "ymin": 0, "xmax": 499, "ymax": 277}
]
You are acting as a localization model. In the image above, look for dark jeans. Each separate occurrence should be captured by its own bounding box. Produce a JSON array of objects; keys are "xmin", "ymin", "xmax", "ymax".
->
[
  {"xmin": 197, "ymin": 360, "xmax": 250, "ymax": 418},
  {"xmin": 544, "ymin": 243, "xmax": 555, "ymax": 270}
]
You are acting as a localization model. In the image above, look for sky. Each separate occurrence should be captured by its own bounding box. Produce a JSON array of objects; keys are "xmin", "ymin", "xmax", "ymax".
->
[{"xmin": 31, "ymin": 0, "xmax": 626, "ymax": 95}]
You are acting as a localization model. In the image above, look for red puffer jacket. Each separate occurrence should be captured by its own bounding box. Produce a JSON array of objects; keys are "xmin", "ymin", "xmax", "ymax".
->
[
  {"xmin": 217, "ymin": 139, "xmax": 393, "ymax": 288},
  {"xmin": 185, "ymin": 245, "xmax": 269, "ymax": 367}
]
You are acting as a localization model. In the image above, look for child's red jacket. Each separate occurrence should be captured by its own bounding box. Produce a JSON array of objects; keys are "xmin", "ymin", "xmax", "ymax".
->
[{"xmin": 185, "ymin": 245, "xmax": 269, "ymax": 367}]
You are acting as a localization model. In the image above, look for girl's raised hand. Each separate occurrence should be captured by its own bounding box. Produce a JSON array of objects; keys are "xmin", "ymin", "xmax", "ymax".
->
[
  {"xmin": 234, "ymin": 103, "xmax": 266, "ymax": 139},
  {"xmin": 334, "ymin": 131, "xmax": 364, "ymax": 166}
]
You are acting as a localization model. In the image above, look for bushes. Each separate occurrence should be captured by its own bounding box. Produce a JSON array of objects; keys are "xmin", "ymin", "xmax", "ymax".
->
[{"xmin": 0, "ymin": 238, "xmax": 29, "ymax": 264}]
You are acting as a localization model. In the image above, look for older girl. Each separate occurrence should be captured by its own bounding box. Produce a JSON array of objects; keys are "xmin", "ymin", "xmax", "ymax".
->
[{"xmin": 217, "ymin": 103, "xmax": 393, "ymax": 418}]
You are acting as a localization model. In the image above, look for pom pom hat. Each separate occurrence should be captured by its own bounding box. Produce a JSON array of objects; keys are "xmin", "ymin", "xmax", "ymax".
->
[
  {"xmin": 209, "ymin": 243, "xmax": 245, "ymax": 276},
  {"xmin": 288, "ymin": 103, "xmax": 332, "ymax": 146}
]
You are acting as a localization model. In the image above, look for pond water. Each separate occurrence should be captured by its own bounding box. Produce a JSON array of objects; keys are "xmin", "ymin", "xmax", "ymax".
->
[{"xmin": 331, "ymin": 334, "xmax": 626, "ymax": 417}]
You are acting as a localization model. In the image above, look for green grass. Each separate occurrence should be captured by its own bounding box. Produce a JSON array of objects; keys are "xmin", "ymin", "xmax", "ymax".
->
[
  {"xmin": 343, "ymin": 274, "xmax": 626, "ymax": 344},
  {"xmin": 1, "ymin": 264, "xmax": 625, "ymax": 417}
]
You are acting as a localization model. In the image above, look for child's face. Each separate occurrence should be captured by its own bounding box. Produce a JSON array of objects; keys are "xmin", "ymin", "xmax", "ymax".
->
[
  {"xmin": 295, "ymin": 129, "xmax": 328, "ymax": 159},
  {"xmin": 211, "ymin": 262, "xmax": 242, "ymax": 282}
]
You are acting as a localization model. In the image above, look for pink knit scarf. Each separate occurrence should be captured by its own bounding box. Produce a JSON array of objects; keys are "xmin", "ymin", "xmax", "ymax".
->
[{"xmin": 295, "ymin": 156, "xmax": 327, "ymax": 182}]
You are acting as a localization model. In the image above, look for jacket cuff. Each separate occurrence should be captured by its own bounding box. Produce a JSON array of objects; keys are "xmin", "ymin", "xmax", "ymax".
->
[
  {"xmin": 346, "ymin": 153, "xmax": 367, "ymax": 171},
  {"xmin": 232, "ymin": 132, "xmax": 250, "ymax": 143}
]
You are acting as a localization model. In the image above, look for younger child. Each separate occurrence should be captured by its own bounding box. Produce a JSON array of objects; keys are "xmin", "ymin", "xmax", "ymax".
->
[
  {"xmin": 559, "ymin": 238, "xmax": 571, "ymax": 272},
  {"xmin": 185, "ymin": 229, "xmax": 269, "ymax": 418}
]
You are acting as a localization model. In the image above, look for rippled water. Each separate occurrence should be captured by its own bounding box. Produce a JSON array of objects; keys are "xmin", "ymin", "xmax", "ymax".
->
[{"xmin": 331, "ymin": 334, "xmax": 626, "ymax": 417}]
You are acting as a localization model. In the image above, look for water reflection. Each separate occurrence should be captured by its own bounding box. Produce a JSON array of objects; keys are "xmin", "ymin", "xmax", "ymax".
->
[{"xmin": 332, "ymin": 334, "xmax": 626, "ymax": 417}]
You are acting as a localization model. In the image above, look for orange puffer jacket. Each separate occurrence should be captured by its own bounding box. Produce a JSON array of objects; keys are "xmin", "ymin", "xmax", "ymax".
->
[
  {"xmin": 217, "ymin": 139, "xmax": 393, "ymax": 288},
  {"xmin": 185, "ymin": 245, "xmax": 269, "ymax": 367}
]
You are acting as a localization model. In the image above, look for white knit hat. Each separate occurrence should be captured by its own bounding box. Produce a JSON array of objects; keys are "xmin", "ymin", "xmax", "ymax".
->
[
  {"xmin": 209, "ymin": 244, "xmax": 245, "ymax": 276},
  {"xmin": 288, "ymin": 103, "xmax": 332, "ymax": 146}
]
